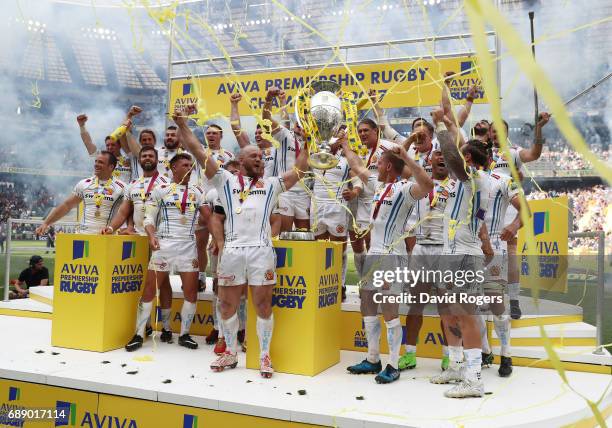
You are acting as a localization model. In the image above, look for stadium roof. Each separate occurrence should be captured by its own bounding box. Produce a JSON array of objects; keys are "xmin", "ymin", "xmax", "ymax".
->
[{"xmin": 51, "ymin": 0, "xmax": 202, "ymax": 7}]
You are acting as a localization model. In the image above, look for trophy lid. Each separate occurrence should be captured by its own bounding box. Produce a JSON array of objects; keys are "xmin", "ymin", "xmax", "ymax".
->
[{"xmin": 311, "ymin": 80, "xmax": 341, "ymax": 94}]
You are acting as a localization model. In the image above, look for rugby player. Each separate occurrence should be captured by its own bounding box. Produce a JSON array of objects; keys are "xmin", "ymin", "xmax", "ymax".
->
[
  {"xmin": 264, "ymin": 88, "xmax": 311, "ymax": 234},
  {"xmin": 77, "ymin": 114, "xmax": 132, "ymax": 184},
  {"xmin": 175, "ymin": 106, "xmax": 309, "ymax": 378},
  {"xmin": 428, "ymin": 108, "xmax": 491, "ymax": 398},
  {"xmin": 489, "ymin": 112, "xmax": 550, "ymax": 319},
  {"xmin": 102, "ymin": 146, "xmax": 171, "ymax": 342},
  {"xmin": 344, "ymin": 137, "xmax": 433, "ymax": 384},
  {"xmin": 36, "ymin": 151, "xmax": 125, "ymax": 236},
  {"xmin": 310, "ymin": 127, "xmax": 359, "ymax": 298},
  {"xmin": 125, "ymin": 152, "xmax": 208, "ymax": 351},
  {"xmin": 479, "ymin": 164, "xmax": 525, "ymax": 377},
  {"xmin": 398, "ymin": 141, "xmax": 451, "ymax": 372}
]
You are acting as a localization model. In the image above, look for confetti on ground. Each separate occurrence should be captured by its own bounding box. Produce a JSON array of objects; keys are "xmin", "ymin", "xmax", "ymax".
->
[{"xmin": 133, "ymin": 355, "xmax": 154, "ymax": 362}]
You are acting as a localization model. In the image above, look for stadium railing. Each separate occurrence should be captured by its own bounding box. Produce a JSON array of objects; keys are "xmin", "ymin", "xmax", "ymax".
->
[{"xmin": 2, "ymin": 218, "xmax": 79, "ymax": 301}]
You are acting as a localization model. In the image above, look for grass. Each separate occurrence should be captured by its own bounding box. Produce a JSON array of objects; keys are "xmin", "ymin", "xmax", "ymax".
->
[{"xmin": 1, "ymin": 240, "xmax": 609, "ymax": 346}]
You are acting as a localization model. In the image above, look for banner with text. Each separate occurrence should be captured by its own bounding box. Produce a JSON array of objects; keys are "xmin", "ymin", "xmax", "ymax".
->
[{"xmin": 170, "ymin": 56, "xmax": 488, "ymax": 116}]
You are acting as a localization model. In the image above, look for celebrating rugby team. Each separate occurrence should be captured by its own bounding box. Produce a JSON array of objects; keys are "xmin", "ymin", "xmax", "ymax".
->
[{"xmin": 35, "ymin": 73, "xmax": 551, "ymax": 398}]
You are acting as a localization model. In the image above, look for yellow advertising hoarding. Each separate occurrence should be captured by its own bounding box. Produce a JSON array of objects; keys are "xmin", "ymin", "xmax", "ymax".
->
[
  {"xmin": 170, "ymin": 56, "xmax": 488, "ymax": 116},
  {"xmin": 518, "ymin": 196, "xmax": 569, "ymax": 293}
]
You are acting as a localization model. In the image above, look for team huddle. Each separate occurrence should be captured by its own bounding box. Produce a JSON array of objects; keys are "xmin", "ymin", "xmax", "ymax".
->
[{"xmin": 36, "ymin": 76, "xmax": 551, "ymax": 398}]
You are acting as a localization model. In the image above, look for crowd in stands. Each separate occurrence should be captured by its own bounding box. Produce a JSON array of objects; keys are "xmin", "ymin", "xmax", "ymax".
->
[
  {"xmin": 529, "ymin": 144, "xmax": 610, "ymax": 173},
  {"xmin": 528, "ymin": 185, "xmax": 611, "ymax": 253}
]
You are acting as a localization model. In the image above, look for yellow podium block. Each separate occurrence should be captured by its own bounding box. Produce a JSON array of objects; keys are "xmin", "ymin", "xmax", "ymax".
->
[
  {"xmin": 246, "ymin": 240, "xmax": 343, "ymax": 376},
  {"xmin": 52, "ymin": 234, "xmax": 149, "ymax": 352}
]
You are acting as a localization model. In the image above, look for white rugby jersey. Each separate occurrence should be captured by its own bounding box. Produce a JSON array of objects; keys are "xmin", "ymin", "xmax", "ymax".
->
[
  {"xmin": 359, "ymin": 139, "xmax": 397, "ymax": 204},
  {"xmin": 443, "ymin": 168, "xmax": 492, "ymax": 256},
  {"xmin": 157, "ymin": 147, "xmax": 202, "ymax": 186},
  {"xmin": 261, "ymin": 146, "xmax": 276, "ymax": 178},
  {"xmin": 125, "ymin": 173, "xmax": 168, "ymax": 235},
  {"xmin": 312, "ymin": 153, "xmax": 350, "ymax": 205},
  {"xmin": 144, "ymin": 183, "xmax": 205, "ymax": 241},
  {"xmin": 413, "ymin": 177, "xmax": 449, "ymax": 245},
  {"xmin": 207, "ymin": 168, "xmax": 285, "ymax": 248},
  {"xmin": 272, "ymin": 127, "xmax": 307, "ymax": 195},
  {"xmin": 490, "ymin": 146, "xmax": 523, "ymax": 176},
  {"xmin": 366, "ymin": 179, "xmax": 417, "ymax": 255},
  {"xmin": 210, "ymin": 148, "xmax": 236, "ymax": 168},
  {"xmin": 486, "ymin": 172, "xmax": 520, "ymax": 243},
  {"xmin": 73, "ymin": 176, "xmax": 125, "ymax": 234}
]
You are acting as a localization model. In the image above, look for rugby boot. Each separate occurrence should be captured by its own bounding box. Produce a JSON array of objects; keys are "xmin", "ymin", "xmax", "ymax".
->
[
  {"xmin": 510, "ymin": 300, "xmax": 522, "ymax": 320},
  {"xmin": 444, "ymin": 379, "xmax": 484, "ymax": 398},
  {"xmin": 430, "ymin": 367, "xmax": 463, "ymax": 384},
  {"xmin": 498, "ymin": 356, "xmax": 513, "ymax": 377},
  {"xmin": 125, "ymin": 335, "xmax": 143, "ymax": 352},
  {"xmin": 347, "ymin": 359, "xmax": 382, "ymax": 375},
  {"xmin": 211, "ymin": 352, "xmax": 238, "ymax": 372},
  {"xmin": 214, "ymin": 338, "xmax": 227, "ymax": 355},
  {"xmin": 398, "ymin": 351, "xmax": 417, "ymax": 371},
  {"xmin": 375, "ymin": 364, "xmax": 400, "ymax": 384},
  {"xmin": 160, "ymin": 328, "xmax": 173, "ymax": 343},
  {"xmin": 481, "ymin": 352, "xmax": 494, "ymax": 368},
  {"xmin": 178, "ymin": 334, "xmax": 198, "ymax": 349},
  {"xmin": 260, "ymin": 354, "xmax": 274, "ymax": 379},
  {"xmin": 205, "ymin": 328, "xmax": 219, "ymax": 345},
  {"xmin": 441, "ymin": 356, "xmax": 450, "ymax": 371}
]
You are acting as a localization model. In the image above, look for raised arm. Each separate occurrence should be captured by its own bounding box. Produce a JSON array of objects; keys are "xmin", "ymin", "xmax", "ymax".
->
[
  {"xmin": 520, "ymin": 112, "xmax": 550, "ymax": 162},
  {"xmin": 279, "ymin": 90, "xmax": 291, "ymax": 129},
  {"xmin": 432, "ymin": 108, "xmax": 469, "ymax": 182},
  {"xmin": 173, "ymin": 106, "xmax": 214, "ymax": 176},
  {"xmin": 123, "ymin": 106, "xmax": 144, "ymax": 155},
  {"xmin": 35, "ymin": 194, "xmax": 82, "ymax": 235},
  {"xmin": 263, "ymin": 88, "xmax": 282, "ymax": 134},
  {"xmin": 393, "ymin": 146, "xmax": 433, "ymax": 200},
  {"xmin": 281, "ymin": 139, "xmax": 309, "ymax": 190},
  {"xmin": 340, "ymin": 137, "xmax": 370, "ymax": 184},
  {"xmin": 77, "ymin": 114, "xmax": 97, "ymax": 155},
  {"xmin": 230, "ymin": 93, "xmax": 251, "ymax": 148},
  {"xmin": 118, "ymin": 119, "xmax": 132, "ymax": 154},
  {"xmin": 442, "ymin": 73, "xmax": 474, "ymax": 128}
]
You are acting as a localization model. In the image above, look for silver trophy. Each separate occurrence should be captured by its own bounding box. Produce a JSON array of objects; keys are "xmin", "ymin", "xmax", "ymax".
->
[{"xmin": 296, "ymin": 80, "xmax": 342, "ymax": 169}]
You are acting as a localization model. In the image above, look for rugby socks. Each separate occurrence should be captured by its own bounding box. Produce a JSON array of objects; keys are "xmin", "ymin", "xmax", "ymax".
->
[
  {"xmin": 211, "ymin": 294, "xmax": 220, "ymax": 329},
  {"xmin": 160, "ymin": 307, "xmax": 172, "ymax": 331},
  {"xmin": 464, "ymin": 348, "xmax": 482, "ymax": 382},
  {"xmin": 179, "ymin": 300, "xmax": 197, "ymax": 336},
  {"xmin": 405, "ymin": 344, "xmax": 417, "ymax": 353},
  {"xmin": 477, "ymin": 315, "xmax": 491, "ymax": 354},
  {"xmin": 448, "ymin": 345, "xmax": 464, "ymax": 371},
  {"xmin": 442, "ymin": 345, "xmax": 449, "ymax": 358},
  {"xmin": 341, "ymin": 247, "xmax": 348, "ymax": 286},
  {"xmin": 354, "ymin": 251, "xmax": 366, "ymax": 277},
  {"xmin": 136, "ymin": 300, "xmax": 153, "ymax": 337},
  {"xmin": 256, "ymin": 314, "xmax": 274, "ymax": 358},
  {"xmin": 494, "ymin": 314, "xmax": 512, "ymax": 357},
  {"xmin": 238, "ymin": 296, "xmax": 247, "ymax": 331},
  {"xmin": 385, "ymin": 318, "xmax": 402, "ymax": 369},
  {"xmin": 220, "ymin": 313, "xmax": 239, "ymax": 354},
  {"xmin": 363, "ymin": 316, "xmax": 381, "ymax": 363},
  {"xmin": 507, "ymin": 282, "xmax": 520, "ymax": 301},
  {"xmin": 198, "ymin": 272, "xmax": 207, "ymax": 283}
]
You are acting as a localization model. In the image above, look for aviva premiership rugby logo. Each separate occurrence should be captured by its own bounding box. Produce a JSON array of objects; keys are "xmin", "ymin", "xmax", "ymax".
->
[
  {"xmin": 8, "ymin": 387, "xmax": 20, "ymax": 401},
  {"xmin": 183, "ymin": 414, "xmax": 198, "ymax": 428},
  {"xmin": 122, "ymin": 241, "xmax": 136, "ymax": 260},
  {"xmin": 533, "ymin": 211, "xmax": 550, "ymax": 236},
  {"xmin": 72, "ymin": 240, "xmax": 89, "ymax": 260},
  {"xmin": 325, "ymin": 247, "xmax": 334, "ymax": 270},
  {"xmin": 275, "ymin": 247, "xmax": 293, "ymax": 268},
  {"xmin": 55, "ymin": 401, "xmax": 77, "ymax": 426}
]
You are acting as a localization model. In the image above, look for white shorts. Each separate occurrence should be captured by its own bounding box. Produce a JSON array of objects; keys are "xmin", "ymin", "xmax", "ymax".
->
[
  {"xmin": 217, "ymin": 246, "xmax": 276, "ymax": 286},
  {"xmin": 436, "ymin": 254, "xmax": 485, "ymax": 296},
  {"xmin": 275, "ymin": 191, "xmax": 310, "ymax": 220},
  {"xmin": 207, "ymin": 248, "xmax": 219, "ymax": 278},
  {"xmin": 409, "ymin": 243, "xmax": 443, "ymax": 273},
  {"xmin": 483, "ymin": 238, "xmax": 508, "ymax": 286},
  {"xmin": 348, "ymin": 197, "xmax": 371, "ymax": 232},
  {"xmin": 149, "ymin": 239, "xmax": 199, "ymax": 273},
  {"xmin": 360, "ymin": 253, "xmax": 408, "ymax": 295},
  {"xmin": 503, "ymin": 205, "xmax": 518, "ymax": 232},
  {"xmin": 402, "ymin": 211, "xmax": 417, "ymax": 237},
  {"xmin": 311, "ymin": 201, "xmax": 348, "ymax": 237}
]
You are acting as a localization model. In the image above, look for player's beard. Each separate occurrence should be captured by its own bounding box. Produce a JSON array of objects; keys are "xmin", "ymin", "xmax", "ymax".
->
[
  {"xmin": 165, "ymin": 139, "xmax": 179, "ymax": 150},
  {"xmin": 141, "ymin": 161, "xmax": 156, "ymax": 171}
]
